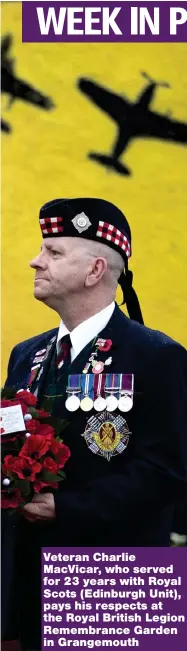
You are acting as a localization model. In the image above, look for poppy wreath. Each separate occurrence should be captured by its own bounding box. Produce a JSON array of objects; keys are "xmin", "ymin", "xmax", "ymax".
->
[{"xmin": 1, "ymin": 388, "xmax": 70, "ymax": 511}]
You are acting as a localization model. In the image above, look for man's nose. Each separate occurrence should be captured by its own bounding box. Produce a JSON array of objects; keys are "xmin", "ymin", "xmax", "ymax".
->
[{"xmin": 30, "ymin": 252, "xmax": 46, "ymax": 269}]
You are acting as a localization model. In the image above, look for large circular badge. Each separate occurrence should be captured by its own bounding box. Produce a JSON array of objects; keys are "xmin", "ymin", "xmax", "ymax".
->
[{"xmin": 82, "ymin": 411, "xmax": 130, "ymax": 461}]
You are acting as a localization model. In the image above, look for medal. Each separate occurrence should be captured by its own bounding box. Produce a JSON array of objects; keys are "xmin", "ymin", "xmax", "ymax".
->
[
  {"xmin": 118, "ymin": 394, "xmax": 133, "ymax": 412},
  {"xmin": 93, "ymin": 374, "xmax": 106, "ymax": 411},
  {"xmin": 94, "ymin": 397, "xmax": 106, "ymax": 412},
  {"xmin": 118, "ymin": 374, "xmax": 134, "ymax": 413},
  {"xmin": 105, "ymin": 373, "xmax": 120, "ymax": 412},
  {"xmin": 65, "ymin": 375, "xmax": 81, "ymax": 411},
  {"xmin": 106, "ymin": 395, "xmax": 118, "ymax": 412},
  {"xmin": 32, "ymin": 348, "xmax": 47, "ymax": 364},
  {"xmin": 65, "ymin": 394, "xmax": 80, "ymax": 412},
  {"xmin": 80, "ymin": 374, "xmax": 94, "ymax": 412},
  {"xmin": 81, "ymin": 396, "xmax": 94, "ymax": 412},
  {"xmin": 82, "ymin": 411, "xmax": 130, "ymax": 461},
  {"xmin": 35, "ymin": 348, "xmax": 46, "ymax": 356}
]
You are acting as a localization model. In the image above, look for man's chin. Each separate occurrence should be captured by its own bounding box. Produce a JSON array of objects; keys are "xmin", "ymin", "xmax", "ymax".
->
[
  {"xmin": 34, "ymin": 288, "xmax": 49, "ymax": 303},
  {"xmin": 33, "ymin": 289, "xmax": 55, "ymax": 309}
]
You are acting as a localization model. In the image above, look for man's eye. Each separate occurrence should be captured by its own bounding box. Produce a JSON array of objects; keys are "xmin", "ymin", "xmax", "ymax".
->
[{"xmin": 51, "ymin": 250, "xmax": 59, "ymax": 256}]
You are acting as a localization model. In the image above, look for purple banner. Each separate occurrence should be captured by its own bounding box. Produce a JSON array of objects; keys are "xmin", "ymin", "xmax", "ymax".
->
[
  {"xmin": 42, "ymin": 547, "xmax": 187, "ymax": 651},
  {"xmin": 22, "ymin": 2, "xmax": 187, "ymax": 43}
]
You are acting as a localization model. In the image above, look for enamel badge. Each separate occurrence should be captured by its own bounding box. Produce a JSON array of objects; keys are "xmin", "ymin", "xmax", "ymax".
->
[
  {"xmin": 82, "ymin": 411, "xmax": 130, "ymax": 461},
  {"xmin": 72, "ymin": 212, "xmax": 91, "ymax": 233}
]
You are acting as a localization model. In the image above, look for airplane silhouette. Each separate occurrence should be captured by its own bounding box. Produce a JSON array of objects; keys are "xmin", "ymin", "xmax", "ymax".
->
[
  {"xmin": 78, "ymin": 72, "xmax": 187, "ymax": 176},
  {"xmin": 1, "ymin": 34, "xmax": 55, "ymax": 133}
]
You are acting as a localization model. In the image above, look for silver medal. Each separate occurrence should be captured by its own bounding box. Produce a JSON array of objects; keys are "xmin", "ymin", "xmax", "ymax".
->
[
  {"xmin": 118, "ymin": 394, "xmax": 133, "ymax": 412},
  {"xmin": 94, "ymin": 396, "xmax": 107, "ymax": 412},
  {"xmin": 106, "ymin": 395, "xmax": 118, "ymax": 412},
  {"xmin": 65, "ymin": 395, "xmax": 80, "ymax": 412}
]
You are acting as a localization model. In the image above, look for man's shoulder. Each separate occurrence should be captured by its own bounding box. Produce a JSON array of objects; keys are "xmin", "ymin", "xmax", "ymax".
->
[
  {"xmin": 117, "ymin": 308, "xmax": 186, "ymax": 359},
  {"xmin": 12, "ymin": 328, "xmax": 58, "ymax": 357}
]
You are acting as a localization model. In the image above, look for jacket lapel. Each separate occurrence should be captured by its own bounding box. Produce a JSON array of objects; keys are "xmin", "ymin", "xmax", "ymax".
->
[
  {"xmin": 28, "ymin": 332, "xmax": 57, "ymax": 400},
  {"xmin": 69, "ymin": 304, "xmax": 130, "ymax": 374}
]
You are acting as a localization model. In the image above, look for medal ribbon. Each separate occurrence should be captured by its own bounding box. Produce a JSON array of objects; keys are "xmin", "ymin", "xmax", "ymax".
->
[
  {"xmin": 93, "ymin": 373, "xmax": 106, "ymax": 400},
  {"xmin": 66, "ymin": 374, "xmax": 82, "ymax": 394},
  {"xmin": 121, "ymin": 374, "xmax": 134, "ymax": 394},
  {"xmin": 81, "ymin": 374, "xmax": 94, "ymax": 400},
  {"xmin": 105, "ymin": 373, "xmax": 121, "ymax": 398}
]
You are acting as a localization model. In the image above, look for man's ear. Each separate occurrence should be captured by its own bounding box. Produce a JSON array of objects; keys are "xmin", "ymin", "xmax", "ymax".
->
[{"xmin": 85, "ymin": 258, "xmax": 107, "ymax": 287}]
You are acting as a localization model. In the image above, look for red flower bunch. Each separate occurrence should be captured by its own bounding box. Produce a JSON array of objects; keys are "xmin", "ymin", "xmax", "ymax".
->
[{"xmin": 1, "ymin": 389, "xmax": 70, "ymax": 511}]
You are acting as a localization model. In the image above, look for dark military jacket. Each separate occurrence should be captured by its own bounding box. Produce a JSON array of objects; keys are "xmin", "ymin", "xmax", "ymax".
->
[{"xmin": 2, "ymin": 304, "xmax": 187, "ymax": 648}]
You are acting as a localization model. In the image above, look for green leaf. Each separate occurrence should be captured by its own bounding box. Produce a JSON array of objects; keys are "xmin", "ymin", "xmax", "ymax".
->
[
  {"xmin": 40, "ymin": 470, "xmax": 62, "ymax": 482},
  {"xmin": 15, "ymin": 479, "xmax": 31, "ymax": 496},
  {"xmin": 28, "ymin": 407, "xmax": 40, "ymax": 417},
  {"xmin": 58, "ymin": 470, "xmax": 65, "ymax": 479},
  {"xmin": 49, "ymin": 418, "xmax": 70, "ymax": 436}
]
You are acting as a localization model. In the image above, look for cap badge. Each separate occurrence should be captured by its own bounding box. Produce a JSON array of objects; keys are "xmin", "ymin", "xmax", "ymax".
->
[{"xmin": 72, "ymin": 212, "xmax": 91, "ymax": 233}]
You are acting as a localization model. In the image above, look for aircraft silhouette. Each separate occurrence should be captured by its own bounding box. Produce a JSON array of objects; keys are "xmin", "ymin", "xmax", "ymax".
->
[
  {"xmin": 78, "ymin": 72, "xmax": 187, "ymax": 176},
  {"xmin": 1, "ymin": 34, "xmax": 55, "ymax": 133}
]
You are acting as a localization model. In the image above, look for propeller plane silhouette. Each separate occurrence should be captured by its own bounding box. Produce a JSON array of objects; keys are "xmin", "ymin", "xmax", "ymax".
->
[
  {"xmin": 78, "ymin": 72, "xmax": 187, "ymax": 176},
  {"xmin": 1, "ymin": 34, "xmax": 55, "ymax": 133}
]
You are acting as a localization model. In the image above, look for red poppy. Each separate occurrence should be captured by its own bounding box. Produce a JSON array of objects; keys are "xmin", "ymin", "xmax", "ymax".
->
[
  {"xmin": 25, "ymin": 419, "xmax": 40, "ymax": 435},
  {"xmin": 15, "ymin": 391, "xmax": 37, "ymax": 406},
  {"xmin": 33, "ymin": 479, "xmax": 58, "ymax": 493},
  {"xmin": 1, "ymin": 400, "xmax": 13, "ymax": 408},
  {"xmin": 50, "ymin": 439, "xmax": 71, "ymax": 468},
  {"xmin": 20, "ymin": 433, "xmax": 53, "ymax": 459},
  {"xmin": 2, "ymin": 454, "xmax": 41, "ymax": 481},
  {"xmin": 36, "ymin": 409, "xmax": 53, "ymax": 419},
  {"xmin": 25, "ymin": 422, "xmax": 55, "ymax": 439},
  {"xmin": 36, "ymin": 424, "xmax": 54, "ymax": 437},
  {"xmin": 1, "ymin": 488, "xmax": 24, "ymax": 509},
  {"xmin": 42, "ymin": 457, "xmax": 58, "ymax": 474},
  {"xmin": 97, "ymin": 339, "xmax": 112, "ymax": 352}
]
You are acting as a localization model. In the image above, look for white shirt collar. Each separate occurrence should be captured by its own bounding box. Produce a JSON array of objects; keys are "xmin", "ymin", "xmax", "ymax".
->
[{"xmin": 57, "ymin": 301, "xmax": 115, "ymax": 362}]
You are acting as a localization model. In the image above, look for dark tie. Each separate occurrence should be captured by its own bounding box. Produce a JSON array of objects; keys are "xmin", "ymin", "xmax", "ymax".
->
[{"xmin": 56, "ymin": 333, "xmax": 72, "ymax": 372}]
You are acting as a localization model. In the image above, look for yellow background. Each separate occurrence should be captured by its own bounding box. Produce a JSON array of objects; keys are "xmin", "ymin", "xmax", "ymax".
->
[{"xmin": 2, "ymin": 2, "xmax": 187, "ymax": 382}]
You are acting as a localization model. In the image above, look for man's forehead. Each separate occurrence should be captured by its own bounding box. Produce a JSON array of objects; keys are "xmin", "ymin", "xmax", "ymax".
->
[{"xmin": 40, "ymin": 236, "xmax": 85, "ymax": 251}]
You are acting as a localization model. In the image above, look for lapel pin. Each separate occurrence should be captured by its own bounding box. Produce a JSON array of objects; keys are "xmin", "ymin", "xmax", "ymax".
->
[{"xmin": 104, "ymin": 357, "xmax": 112, "ymax": 366}]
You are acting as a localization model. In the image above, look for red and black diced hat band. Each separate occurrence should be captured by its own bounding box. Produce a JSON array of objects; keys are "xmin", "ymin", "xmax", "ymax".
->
[{"xmin": 39, "ymin": 197, "xmax": 132, "ymax": 261}]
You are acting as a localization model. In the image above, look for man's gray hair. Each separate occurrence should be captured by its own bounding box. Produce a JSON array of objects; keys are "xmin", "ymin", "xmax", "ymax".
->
[{"xmin": 80, "ymin": 238, "xmax": 124, "ymax": 286}]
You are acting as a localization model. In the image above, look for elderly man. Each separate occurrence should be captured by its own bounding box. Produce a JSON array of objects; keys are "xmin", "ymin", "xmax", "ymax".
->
[{"xmin": 2, "ymin": 197, "xmax": 187, "ymax": 651}]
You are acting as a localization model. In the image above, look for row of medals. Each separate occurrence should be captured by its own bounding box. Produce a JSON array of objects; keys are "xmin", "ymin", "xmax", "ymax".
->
[
  {"xmin": 65, "ymin": 391, "xmax": 133, "ymax": 413},
  {"xmin": 65, "ymin": 347, "xmax": 133, "ymax": 413}
]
